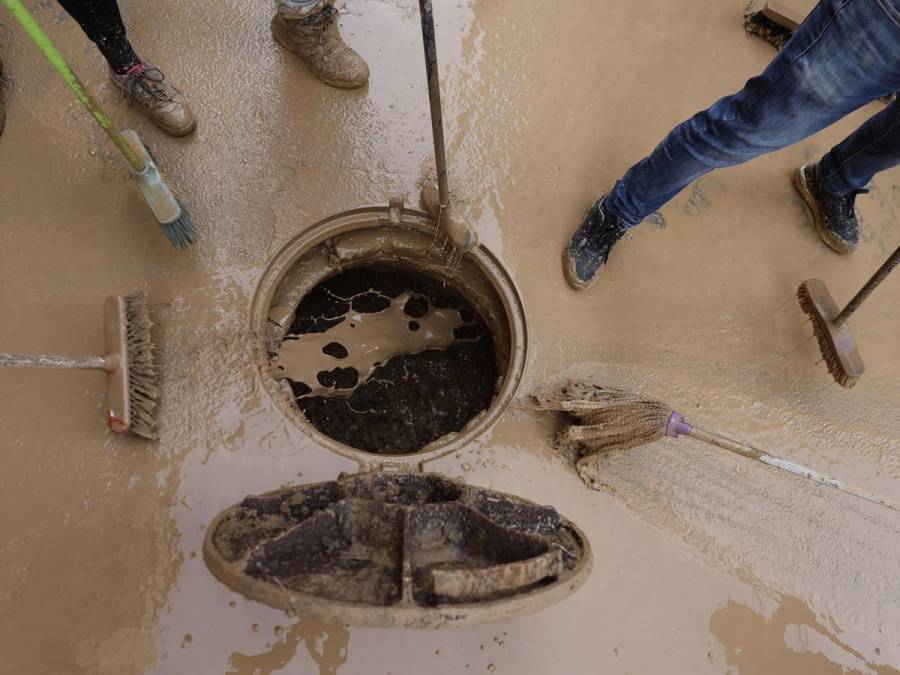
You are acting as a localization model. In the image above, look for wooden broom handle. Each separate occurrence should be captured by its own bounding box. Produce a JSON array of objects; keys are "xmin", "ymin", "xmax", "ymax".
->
[
  {"xmin": 688, "ymin": 426, "xmax": 900, "ymax": 514},
  {"xmin": 836, "ymin": 245, "xmax": 900, "ymax": 326}
]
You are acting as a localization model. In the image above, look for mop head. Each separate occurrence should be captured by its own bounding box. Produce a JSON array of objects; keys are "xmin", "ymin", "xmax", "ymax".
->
[{"xmin": 531, "ymin": 383, "xmax": 672, "ymax": 463}]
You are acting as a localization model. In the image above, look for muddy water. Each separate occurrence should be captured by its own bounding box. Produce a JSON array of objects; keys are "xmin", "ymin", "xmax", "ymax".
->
[
  {"xmin": 1, "ymin": 0, "xmax": 899, "ymax": 673},
  {"xmin": 273, "ymin": 291, "xmax": 462, "ymax": 397}
]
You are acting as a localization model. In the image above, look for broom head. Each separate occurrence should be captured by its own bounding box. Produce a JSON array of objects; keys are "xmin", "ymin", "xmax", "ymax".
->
[
  {"xmin": 120, "ymin": 129, "xmax": 196, "ymax": 249},
  {"xmin": 103, "ymin": 294, "xmax": 159, "ymax": 439},
  {"xmin": 797, "ymin": 278, "xmax": 864, "ymax": 388}
]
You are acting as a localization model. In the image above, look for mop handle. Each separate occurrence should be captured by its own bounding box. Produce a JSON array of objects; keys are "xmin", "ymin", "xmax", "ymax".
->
[
  {"xmin": 0, "ymin": 353, "xmax": 107, "ymax": 370},
  {"xmin": 1, "ymin": 0, "xmax": 146, "ymax": 171},
  {"xmin": 418, "ymin": 0, "xmax": 450, "ymax": 208},
  {"xmin": 688, "ymin": 425, "xmax": 900, "ymax": 514},
  {"xmin": 836, "ymin": 244, "xmax": 900, "ymax": 326}
]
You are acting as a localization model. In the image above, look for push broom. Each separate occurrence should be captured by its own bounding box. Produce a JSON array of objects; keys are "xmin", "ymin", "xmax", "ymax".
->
[
  {"xmin": 798, "ymin": 244, "xmax": 900, "ymax": 388},
  {"xmin": 533, "ymin": 383, "xmax": 900, "ymax": 514},
  {"xmin": 417, "ymin": 0, "xmax": 478, "ymax": 264},
  {"xmin": 0, "ymin": 294, "xmax": 159, "ymax": 439},
  {"xmin": 1, "ymin": 0, "xmax": 195, "ymax": 248}
]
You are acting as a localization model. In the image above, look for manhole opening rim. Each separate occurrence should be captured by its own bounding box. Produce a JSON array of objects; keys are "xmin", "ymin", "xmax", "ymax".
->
[{"xmin": 249, "ymin": 204, "xmax": 528, "ymax": 466}]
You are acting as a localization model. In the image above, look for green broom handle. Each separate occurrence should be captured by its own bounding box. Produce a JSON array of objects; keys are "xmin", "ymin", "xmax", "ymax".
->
[{"xmin": 1, "ymin": 0, "xmax": 146, "ymax": 171}]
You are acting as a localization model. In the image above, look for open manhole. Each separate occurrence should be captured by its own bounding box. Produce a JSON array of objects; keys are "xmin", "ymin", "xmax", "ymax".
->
[
  {"xmin": 203, "ymin": 471, "xmax": 592, "ymax": 628},
  {"xmin": 251, "ymin": 202, "xmax": 527, "ymax": 463}
]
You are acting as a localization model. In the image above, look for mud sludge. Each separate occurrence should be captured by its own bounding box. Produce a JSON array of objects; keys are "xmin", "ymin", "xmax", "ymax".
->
[
  {"xmin": 203, "ymin": 472, "xmax": 592, "ymax": 627},
  {"xmin": 275, "ymin": 265, "xmax": 500, "ymax": 455},
  {"xmin": 255, "ymin": 206, "xmax": 528, "ymax": 461}
]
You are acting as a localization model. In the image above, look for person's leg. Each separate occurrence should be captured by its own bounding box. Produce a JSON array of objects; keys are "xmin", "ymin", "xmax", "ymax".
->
[
  {"xmin": 564, "ymin": 0, "xmax": 900, "ymax": 289},
  {"xmin": 794, "ymin": 95, "xmax": 900, "ymax": 252},
  {"xmin": 821, "ymin": 95, "xmax": 900, "ymax": 193},
  {"xmin": 271, "ymin": 0, "xmax": 370, "ymax": 89},
  {"xmin": 56, "ymin": 0, "xmax": 138, "ymax": 74},
  {"xmin": 56, "ymin": 0, "xmax": 196, "ymax": 136},
  {"xmin": 606, "ymin": 0, "xmax": 900, "ymax": 227}
]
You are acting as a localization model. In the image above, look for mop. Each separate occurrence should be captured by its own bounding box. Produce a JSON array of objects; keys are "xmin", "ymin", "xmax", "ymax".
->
[{"xmin": 532, "ymin": 383, "xmax": 900, "ymax": 514}]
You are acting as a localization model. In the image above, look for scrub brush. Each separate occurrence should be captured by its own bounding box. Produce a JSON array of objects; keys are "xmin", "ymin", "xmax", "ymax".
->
[{"xmin": 0, "ymin": 294, "xmax": 159, "ymax": 439}]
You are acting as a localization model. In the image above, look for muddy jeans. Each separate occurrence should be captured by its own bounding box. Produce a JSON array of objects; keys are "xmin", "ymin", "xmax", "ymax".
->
[{"xmin": 605, "ymin": 0, "xmax": 900, "ymax": 227}]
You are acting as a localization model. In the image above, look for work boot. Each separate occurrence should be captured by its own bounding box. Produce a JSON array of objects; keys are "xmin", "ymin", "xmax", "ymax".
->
[
  {"xmin": 793, "ymin": 162, "xmax": 866, "ymax": 254},
  {"xmin": 563, "ymin": 195, "xmax": 628, "ymax": 291},
  {"xmin": 0, "ymin": 57, "xmax": 7, "ymax": 138},
  {"xmin": 271, "ymin": 4, "xmax": 370, "ymax": 89},
  {"xmin": 110, "ymin": 62, "xmax": 196, "ymax": 137}
]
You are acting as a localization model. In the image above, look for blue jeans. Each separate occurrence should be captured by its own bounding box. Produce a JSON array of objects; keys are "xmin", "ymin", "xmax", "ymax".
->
[{"xmin": 606, "ymin": 0, "xmax": 900, "ymax": 227}]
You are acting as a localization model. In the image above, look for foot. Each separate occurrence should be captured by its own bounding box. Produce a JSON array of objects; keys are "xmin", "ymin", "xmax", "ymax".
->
[
  {"xmin": 271, "ymin": 4, "xmax": 369, "ymax": 89},
  {"xmin": 793, "ymin": 162, "xmax": 866, "ymax": 254},
  {"xmin": 563, "ymin": 196, "xmax": 628, "ymax": 291},
  {"xmin": 110, "ymin": 62, "xmax": 196, "ymax": 137}
]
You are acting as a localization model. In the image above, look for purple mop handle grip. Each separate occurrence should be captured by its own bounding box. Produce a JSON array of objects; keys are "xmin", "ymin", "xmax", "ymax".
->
[{"xmin": 665, "ymin": 411, "xmax": 693, "ymax": 438}]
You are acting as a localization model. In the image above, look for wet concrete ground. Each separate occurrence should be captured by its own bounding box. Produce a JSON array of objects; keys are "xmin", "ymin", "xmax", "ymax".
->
[{"xmin": 1, "ymin": 0, "xmax": 899, "ymax": 672}]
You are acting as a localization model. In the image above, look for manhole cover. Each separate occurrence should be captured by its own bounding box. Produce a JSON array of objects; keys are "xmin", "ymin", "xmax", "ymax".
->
[{"xmin": 204, "ymin": 472, "xmax": 592, "ymax": 628}]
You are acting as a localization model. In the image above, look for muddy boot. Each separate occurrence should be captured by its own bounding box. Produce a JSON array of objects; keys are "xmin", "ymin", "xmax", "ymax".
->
[
  {"xmin": 271, "ymin": 4, "xmax": 369, "ymax": 89},
  {"xmin": 110, "ymin": 62, "xmax": 196, "ymax": 137},
  {"xmin": 0, "ymin": 58, "xmax": 7, "ymax": 138},
  {"xmin": 793, "ymin": 162, "xmax": 866, "ymax": 254},
  {"xmin": 563, "ymin": 196, "xmax": 628, "ymax": 291}
]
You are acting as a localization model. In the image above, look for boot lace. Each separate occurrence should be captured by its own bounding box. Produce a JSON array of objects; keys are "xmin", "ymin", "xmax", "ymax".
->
[
  {"xmin": 125, "ymin": 67, "xmax": 172, "ymax": 108},
  {"xmin": 308, "ymin": 3, "xmax": 336, "ymax": 28},
  {"xmin": 840, "ymin": 188, "xmax": 869, "ymax": 221}
]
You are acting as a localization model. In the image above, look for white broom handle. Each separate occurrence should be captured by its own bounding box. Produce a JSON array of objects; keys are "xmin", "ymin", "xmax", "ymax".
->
[
  {"xmin": 0, "ymin": 354, "xmax": 107, "ymax": 370},
  {"xmin": 689, "ymin": 426, "xmax": 900, "ymax": 514}
]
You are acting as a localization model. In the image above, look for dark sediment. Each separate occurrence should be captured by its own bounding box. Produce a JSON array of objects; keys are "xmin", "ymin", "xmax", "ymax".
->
[{"xmin": 282, "ymin": 265, "xmax": 499, "ymax": 455}]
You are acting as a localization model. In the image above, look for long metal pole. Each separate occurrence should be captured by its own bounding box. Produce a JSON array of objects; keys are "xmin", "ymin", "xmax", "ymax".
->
[{"xmin": 419, "ymin": 0, "xmax": 450, "ymax": 208}]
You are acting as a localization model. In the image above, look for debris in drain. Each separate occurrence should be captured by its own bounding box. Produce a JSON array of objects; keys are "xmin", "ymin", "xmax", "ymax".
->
[
  {"xmin": 203, "ymin": 472, "xmax": 590, "ymax": 628},
  {"xmin": 271, "ymin": 266, "xmax": 499, "ymax": 455}
]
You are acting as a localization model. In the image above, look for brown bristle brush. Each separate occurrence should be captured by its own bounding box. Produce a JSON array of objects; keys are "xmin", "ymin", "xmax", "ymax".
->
[
  {"xmin": 0, "ymin": 293, "xmax": 159, "ymax": 438},
  {"xmin": 797, "ymin": 244, "xmax": 899, "ymax": 388}
]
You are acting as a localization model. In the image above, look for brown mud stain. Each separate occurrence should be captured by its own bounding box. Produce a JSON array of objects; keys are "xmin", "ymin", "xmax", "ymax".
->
[
  {"xmin": 710, "ymin": 595, "xmax": 899, "ymax": 675},
  {"xmin": 227, "ymin": 620, "xmax": 349, "ymax": 675}
]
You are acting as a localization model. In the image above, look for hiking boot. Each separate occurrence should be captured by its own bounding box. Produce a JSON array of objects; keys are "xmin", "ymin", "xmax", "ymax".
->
[
  {"xmin": 793, "ymin": 162, "xmax": 866, "ymax": 254},
  {"xmin": 271, "ymin": 4, "xmax": 369, "ymax": 89},
  {"xmin": 110, "ymin": 62, "xmax": 196, "ymax": 137},
  {"xmin": 563, "ymin": 195, "xmax": 628, "ymax": 291}
]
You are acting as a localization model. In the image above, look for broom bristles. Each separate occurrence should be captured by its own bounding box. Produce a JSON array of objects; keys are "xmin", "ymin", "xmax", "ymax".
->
[
  {"xmin": 123, "ymin": 294, "xmax": 159, "ymax": 439},
  {"xmin": 797, "ymin": 282, "xmax": 859, "ymax": 389},
  {"xmin": 532, "ymin": 383, "xmax": 675, "ymax": 460}
]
